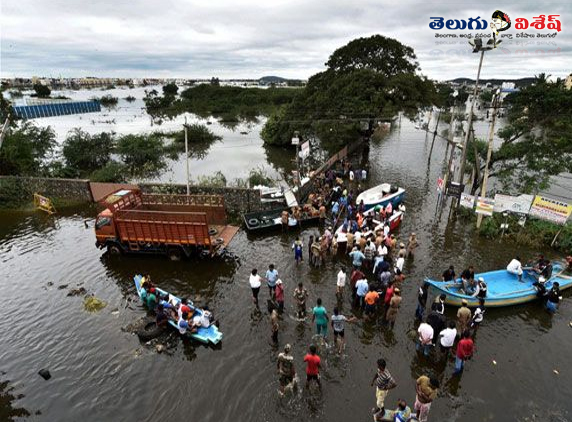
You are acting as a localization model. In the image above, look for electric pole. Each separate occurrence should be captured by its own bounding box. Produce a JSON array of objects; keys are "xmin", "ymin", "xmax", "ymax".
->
[
  {"xmin": 454, "ymin": 49, "xmax": 485, "ymax": 209},
  {"xmin": 476, "ymin": 90, "xmax": 500, "ymax": 229},
  {"xmin": 184, "ymin": 116, "xmax": 190, "ymax": 195}
]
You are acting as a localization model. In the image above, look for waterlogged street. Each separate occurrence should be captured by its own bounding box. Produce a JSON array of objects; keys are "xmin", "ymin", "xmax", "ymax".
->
[{"xmin": 1, "ymin": 118, "xmax": 571, "ymax": 421}]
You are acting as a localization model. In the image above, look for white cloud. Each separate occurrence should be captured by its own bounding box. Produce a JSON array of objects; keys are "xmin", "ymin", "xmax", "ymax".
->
[{"xmin": 1, "ymin": 0, "xmax": 570, "ymax": 80}]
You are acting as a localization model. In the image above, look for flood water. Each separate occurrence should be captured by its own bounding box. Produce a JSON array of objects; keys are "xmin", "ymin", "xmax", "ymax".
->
[
  {"xmin": 1, "ymin": 117, "xmax": 572, "ymax": 422},
  {"xmin": 6, "ymin": 86, "xmax": 292, "ymax": 183}
]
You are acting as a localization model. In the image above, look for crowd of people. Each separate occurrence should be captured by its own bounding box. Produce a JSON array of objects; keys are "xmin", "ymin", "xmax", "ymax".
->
[{"xmin": 243, "ymin": 160, "xmax": 461, "ymax": 421}]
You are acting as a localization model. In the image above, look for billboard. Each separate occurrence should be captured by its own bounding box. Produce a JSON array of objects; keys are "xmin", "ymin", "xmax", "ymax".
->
[
  {"xmin": 529, "ymin": 195, "xmax": 572, "ymax": 225},
  {"xmin": 493, "ymin": 194, "xmax": 534, "ymax": 215},
  {"xmin": 475, "ymin": 197, "xmax": 495, "ymax": 216},
  {"xmin": 460, "ymin": 193, "xmax": 475, "ymax": 209}
]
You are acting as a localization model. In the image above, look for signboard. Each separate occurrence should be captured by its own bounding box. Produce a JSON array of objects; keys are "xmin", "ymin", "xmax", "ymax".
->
[
  {"xmin": 475, "ymin": 197, "xmax": 495, "ymax": 216},
  {"xmin": 493, "ymin": 194, "xmax": 533, "ymax": 215},
  {"xmin": 291, "ymin": 137, "xmax": 300, "ymax": 146},
  {"xmin": 446, "ymin": 181, "xmax": 464, "ymax": 198},
  {"xmin": 460, "ymin": 193, "xmax": 475, "ymax": 209},
  {"xmin": 33, "ymin": 193, "xmax": 56, "ymax": 215},
  {"xmin": 529, "ymin": 195, "xmax": 572, "ymax": 225},
  {"xmin": 300, "ymin": 140, "xmax": 310, "ymax": 158}
]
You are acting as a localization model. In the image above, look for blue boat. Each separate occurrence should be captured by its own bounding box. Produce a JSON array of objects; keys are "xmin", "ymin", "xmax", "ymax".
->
[
  {"xmin": 426, "ymin": 262, "xmax": 572, "ymax": 307},
  {"xmin": 355, "ymin": 183, "xmax": 405, "ymax": 210},
  {"xmin": 134, "ymin": 274, "xmax": 223, "ymax": 345}
]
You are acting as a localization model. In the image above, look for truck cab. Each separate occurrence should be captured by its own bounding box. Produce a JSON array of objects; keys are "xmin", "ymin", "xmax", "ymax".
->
[{"xmin": 95, "ymin": 208, "xmax": 117, "ymax": 249}]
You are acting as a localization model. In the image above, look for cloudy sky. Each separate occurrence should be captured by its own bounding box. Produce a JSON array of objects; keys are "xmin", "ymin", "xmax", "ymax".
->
[{"xmin": 1, "ymin": 0, "xmax": 570, "ymax": 81}]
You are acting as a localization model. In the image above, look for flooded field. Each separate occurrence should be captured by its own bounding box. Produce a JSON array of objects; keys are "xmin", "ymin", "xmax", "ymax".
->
[{"xmin": 1, "ymin": 117, "xmax": 571, "ymax": 421}]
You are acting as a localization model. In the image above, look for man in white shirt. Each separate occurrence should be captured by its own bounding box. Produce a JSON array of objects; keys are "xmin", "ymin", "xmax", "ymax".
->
[
  {"xmin": 377, "ymin": 243, "xmax": 388, "ymax": 258},
  {"xmin": 507, "ymin": 256, "xmax": 523, "ymax": 281},
  {"xmin": 337, "ymin": 267, "xmax": 347, "ymax": 296},
  {"xmin": 438, "ymin": 321, "xmax": 457, "ymax": 355},
  {"xmin": 417, "ymin": 322, "xmax": 434, "ymax": 357},
  {"xmin": 355, "ymin": 277, "xmax": 369, "ymax": 308},
  {"xmin": 249, "ymin": 268, "xmax": 262, "ymax": 306},
  {"xmin": 395, "ymin": 256, "xmax": 405, "ymax": 273}
]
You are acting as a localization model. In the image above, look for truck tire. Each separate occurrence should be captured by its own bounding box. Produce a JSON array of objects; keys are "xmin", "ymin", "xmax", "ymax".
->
[
  {"xmin": 208, "ymin": 228, "xmax": 218, "ymax": 236},
  {"xmin": 107, "ymin": 244, "xmax": 122, "ymax": 255},
  {"xmin": 168, "ymin": 247, "xmax": 182, "ymax": 261},
  {"xmin": 248, "ymin": 218, "xmax": 259, "ymax": 227},
  {"xmin": 137, "ymin": 319, "xmax": 164, "ymax": 342}
]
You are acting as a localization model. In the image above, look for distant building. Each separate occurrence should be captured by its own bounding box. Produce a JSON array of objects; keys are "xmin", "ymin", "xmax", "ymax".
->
[{"xmin": 565, "ymin": 74, "xmax": 572, "ymax": 90}]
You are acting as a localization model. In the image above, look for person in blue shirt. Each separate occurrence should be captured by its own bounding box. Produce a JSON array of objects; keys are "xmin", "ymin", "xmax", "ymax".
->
[
  {"xmin": 266, "ymin": 264, "xmax": 279, "ymax": 297},
  {"xmin": 349, "ymin": 247, "xmax": 366, "ymax": 269},
  {"xmin": 331, "ymin": 201, "xmax": 340, "ymax": 219}
]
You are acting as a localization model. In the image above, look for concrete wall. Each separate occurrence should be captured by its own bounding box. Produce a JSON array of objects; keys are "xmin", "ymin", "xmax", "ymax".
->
[
  {"xmin": 0, "ymin": 176, "xmax": 264, "ymax": 214},
  {"xmin": 0, "ymin": 176, "xmax": 92, "ymax": 205},
  {"xmin": 139, "ymin": 183, "xmax": 263, "ymax": 214}
]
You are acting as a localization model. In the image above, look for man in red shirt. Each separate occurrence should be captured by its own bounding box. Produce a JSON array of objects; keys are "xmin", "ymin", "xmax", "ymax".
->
[
  {"xmin": 454, "ymin": 330, "xmax": 474, "ymax": 374},
  {"xmin": 303, "ymin": 344, "xmax": 321, "ymax": 390}
]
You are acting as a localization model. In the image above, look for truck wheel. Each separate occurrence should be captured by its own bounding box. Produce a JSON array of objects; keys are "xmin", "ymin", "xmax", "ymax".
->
[
  {"xmin": 208, "ymin": 228, "xmax": 218, "ymax": 236},
  {"xmin": 107, "ymin": 244, "xmax": 122, "ymax": 255},
  {"xmin": 168, "ymin": 248, "xmax": 182, "ymax": 261},
  {"xmin": 137, "ymin": 319, "xmax": 164, "ymax": 342}
]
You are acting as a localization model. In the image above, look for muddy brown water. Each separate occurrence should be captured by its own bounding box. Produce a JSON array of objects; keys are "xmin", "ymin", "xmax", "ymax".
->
[{"xmin": 1, "ymin": 118, "xmax": 571, "ymax": 422}]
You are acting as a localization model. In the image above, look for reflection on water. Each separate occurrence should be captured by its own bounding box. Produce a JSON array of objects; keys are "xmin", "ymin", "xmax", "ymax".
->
[
  {"xmin": 1, "ymin": 118, "xmax": 571, "ymax": 421},
  {"xmin": 0, "ymin": 376, "xmax": 32, "ymax": 422}
]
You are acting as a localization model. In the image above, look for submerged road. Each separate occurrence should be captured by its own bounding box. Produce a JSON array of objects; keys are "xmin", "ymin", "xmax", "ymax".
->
[{"xmin": 1, "ymin": 118, "xmax": 571, "ymax": 421}]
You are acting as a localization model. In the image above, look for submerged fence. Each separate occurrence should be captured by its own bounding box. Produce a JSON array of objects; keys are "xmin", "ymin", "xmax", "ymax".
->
[{"xmin": 13, "ymin": 101, "xmax": 101, "ymax": 119}]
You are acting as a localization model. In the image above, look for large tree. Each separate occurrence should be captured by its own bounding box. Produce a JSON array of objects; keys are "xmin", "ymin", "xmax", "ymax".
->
[
  {"xmin": 62, "ymin": 129, "xmax": 115, "ymax": 176},
  {"xmin": 0, "ymin": 122, "xmax": 56, "ymax": 175},
  {"xmin": 471, "ymin": 75, "xmax": 572, "ymax": 194},
  {"xmin": 261, "ymin": 35, "xmax": 438, "ymax": 148}
]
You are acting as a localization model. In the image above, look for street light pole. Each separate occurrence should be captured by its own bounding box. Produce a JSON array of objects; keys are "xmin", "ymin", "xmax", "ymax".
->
[
  {"xmin": 476, "ymin": 91, "xmax": 500, "ymax": 229},
  {"xmin": 454, "ymin": 49, "xmax": 485, "ymax": 208},
  {"xmin": 184, "ymin": 116, "xmax": 190, "ymax": 195}
]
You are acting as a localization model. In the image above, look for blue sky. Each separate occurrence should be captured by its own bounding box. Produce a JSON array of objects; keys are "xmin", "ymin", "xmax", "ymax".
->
[{"xmin": 1, "ymin": 0, "xmax": 570, "ymax": 81}]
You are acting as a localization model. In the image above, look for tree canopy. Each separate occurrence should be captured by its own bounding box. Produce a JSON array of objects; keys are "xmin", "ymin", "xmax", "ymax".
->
[
  {"xmin": 62, "ymin": 129, "xmax": 115, "ymax": 176},
  {"xmin": 261, "ymin": 35, "xmax": 439, "ymax": 149},
  {"xmin": 32, "ymin": 84, "xmax": 51, "ymax": 98},
  {"xmin": 0, "ymin": 122, "xmax": 56, "ymax": 175},
  {"xmin": 473, "ymin": 74, "xmax": 572, "ymax": 194}
]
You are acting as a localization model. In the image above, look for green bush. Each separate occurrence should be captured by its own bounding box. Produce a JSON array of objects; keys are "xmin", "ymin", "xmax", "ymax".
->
[
  {"xmin": 196, "ymin": 171, "xmax": 227, "ymax": 188},
  {"xmin": 90, "ymin": 161, "xmax": 128, "ymax": 183}
]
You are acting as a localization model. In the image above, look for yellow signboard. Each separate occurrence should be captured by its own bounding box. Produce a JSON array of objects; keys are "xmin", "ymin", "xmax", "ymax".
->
[
  {"xmin": 34, "ymin": 193, "xmax": 56, "ymax": 215},
  {"xmin": 529, "ymin": 195, "xmax": 572, "ymax": 225}
]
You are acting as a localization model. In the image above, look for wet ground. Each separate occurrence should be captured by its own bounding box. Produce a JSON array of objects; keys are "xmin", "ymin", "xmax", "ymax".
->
[{"xmin": 1, "ymin": 118, "xmax": 571, "ymax": 421}]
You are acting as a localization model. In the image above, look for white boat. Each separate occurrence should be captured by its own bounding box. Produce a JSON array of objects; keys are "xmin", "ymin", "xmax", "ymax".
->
[{"xmin": 355, "ymin": 183, "xmax": 405, "ymax": 209}]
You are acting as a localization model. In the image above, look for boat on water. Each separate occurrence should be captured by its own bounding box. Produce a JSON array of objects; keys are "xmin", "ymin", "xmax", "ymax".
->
[
  {"xmin": 426, "ymin": 262, "xmax": 572, "ymax": 308},
  {"xmin": 355, "ymin": 183, "xmax": 405, "ymax": 209},
  {"xmin": 335, "ymin": 210, "xmax": 403, "ymax": 241},
  {"xmin": 134, "ymin": 274, "xmax": 223, "ymax": 345},
  {"xmin": 243, "ymin": 206, "xmax": 321, "ymax": 232}
]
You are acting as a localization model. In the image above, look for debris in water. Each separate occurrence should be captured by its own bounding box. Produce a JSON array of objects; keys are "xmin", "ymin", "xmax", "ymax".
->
[
  {"xmin": 67, "ymin": 287, "xmax": 87, "ymax": 297},
  {"xmin": 83, "ymin": 296, "xmax": 107, "ymax": 312},
  {"xmin": 553, "ymin": 369, "xmax": 559, "ymax": 375},
  {"xmin": 156, "ymin": 344, "xmax": 165, "ymax": 353},
  {"xmin": 38, "ymin": 369, "xmax": 51, "ymax": 380},
  {"xmin": 492, "ymin": 360, "xmax": 497, "ymax": 365},
  {"xmin": 58, "ymin": 284, "xmax": 69, "ymax": 290},
  {"xmin": 47, "ymin": 282, "xmax": 54, "ymax": 287}
]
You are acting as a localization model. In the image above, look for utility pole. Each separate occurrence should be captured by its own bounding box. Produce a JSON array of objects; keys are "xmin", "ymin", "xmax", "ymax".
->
[
  {"xmin": 454, "ymin": 49, "xmax": 485, "ymax": 208},
  {"xmin": 428, "ymin": 108, "xmax": 442, "ymax": 160},
  {"xmin": 442, "ymin": 105, "xmax": 457, "ymax": 193},
  {"xmin": 184, "ymin": 116, "xmax": 190, "ymax": 195},
  {"xmin": 476, "ymin": 91, "xmax": 500, "ymax": 229}
]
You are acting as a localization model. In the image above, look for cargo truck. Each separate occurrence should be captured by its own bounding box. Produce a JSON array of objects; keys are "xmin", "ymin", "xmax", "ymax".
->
[{"xmin": 94, "ymin": 189, "xmax": 239, "ymax": 260}]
